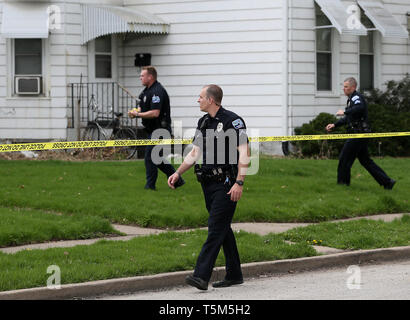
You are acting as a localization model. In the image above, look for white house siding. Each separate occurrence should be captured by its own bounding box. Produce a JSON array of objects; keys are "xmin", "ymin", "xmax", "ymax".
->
[
  {"xmin": 288, "ymin": 0, "xmax": 410, "ymax": 132},
  {"xmin": 0, "ymin": 1, "xmax": 61, "ymax": 140},
  {"xmin": 1, "ymin": 0, "xmax": 408, "ymax": 149},
  {"xmin": 0, "ymin": 0, "xmax": 119, "ymax": 141},
  {"xmin": 379, "ymin": 0, "xmax": 410, "ymax": 83},
  {"xmin": 122, "ymin": 0, "xmax": 286, "ymax": 151}
]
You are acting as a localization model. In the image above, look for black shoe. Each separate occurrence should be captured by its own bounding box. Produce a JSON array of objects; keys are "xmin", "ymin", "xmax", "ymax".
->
[
  {"xmin": 173, "ymin": 177, "xmax": 185, "ymax": 189},
  {"xmin": 212, "ymin": 279, "xmax": 243, "ymax": 288},
  {"xmin": 185, "ymin": 275, "xmax": 208, "ymax": 290},
  {"xmin": 144, "ymin": 185, "xmax": 156, "ymax": 191},
  {"xmin": 384, "ymin": 179, "xmax": 396, "ymax": 190}
]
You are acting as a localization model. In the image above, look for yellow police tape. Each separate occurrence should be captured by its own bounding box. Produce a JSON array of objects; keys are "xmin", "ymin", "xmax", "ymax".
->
[{"xmin": 0, "ymin": 132, "xmax": 409, "ymax": 153}]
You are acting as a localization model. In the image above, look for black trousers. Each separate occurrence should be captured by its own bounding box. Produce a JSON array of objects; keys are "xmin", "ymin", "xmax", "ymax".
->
[
  {"xmin": 193, "ymin": 181, "xmax": 243, "ymax": 282},
  {"xmin": 144, "ymin": 133, "xmax": 176, "ymax": 189},
  {"xmin": 338, "ymin": 139, "xmax": 391, "ymax": 186}
]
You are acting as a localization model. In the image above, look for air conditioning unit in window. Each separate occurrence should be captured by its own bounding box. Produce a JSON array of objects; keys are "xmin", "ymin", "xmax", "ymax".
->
[{"xmin": 15, "ymin": 76, "xmax": 42, "ymax": 95}]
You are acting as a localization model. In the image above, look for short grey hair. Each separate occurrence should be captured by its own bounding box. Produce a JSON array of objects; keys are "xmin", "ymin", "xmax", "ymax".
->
[
  {"xmin": 344, "ymin": 77, "xmax": 358, "ymax": 88},
  {"xmin": 204, "ymin": 84, "xmax": 223, "ymax": 106}
]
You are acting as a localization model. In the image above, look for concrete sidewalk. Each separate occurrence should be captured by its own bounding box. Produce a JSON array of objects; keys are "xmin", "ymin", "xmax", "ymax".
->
[
  {"xmin": 0, "ymin": 213, "xmax": 409, "ymax": 299},
  {"xmin": 1, "ymin": 213, "xmax": 406, "ymax": 255}
]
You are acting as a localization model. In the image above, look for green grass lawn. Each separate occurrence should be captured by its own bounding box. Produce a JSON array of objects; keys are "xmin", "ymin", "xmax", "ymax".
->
[
  {"xmin": 2, "ymin": 215, "xmax": 410, "ymax": 292},
  {"xmin": 0, "ymin": 230, "xmax": 317, "ymax": 292},
  {"xmin": 0, "ymin": 157, "xmax": 408, "ymax": 228},
  {"xmin": 0, "ymin": 206, "xmax": 122, "ymax": 247},
  {"xmin": 1, "ymin": 156, "xmax": 409, "ymax": 292},
  {"xmin": 283, "ymin": 214, "xmax": 410, "ymax": 250}
]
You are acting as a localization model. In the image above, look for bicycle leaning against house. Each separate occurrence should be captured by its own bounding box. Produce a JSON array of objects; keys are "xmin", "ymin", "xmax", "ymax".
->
[{"xmin": 82, "ymin": 94, "xmax": 138, "ymax": 159}]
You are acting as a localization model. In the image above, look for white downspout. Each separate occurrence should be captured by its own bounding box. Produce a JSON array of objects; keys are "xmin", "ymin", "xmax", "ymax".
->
[
  {"xmin": 282, "ymin": 0, "xmax": 289, "ymax": 137},
  {"xmin": 282, "ymin": 0, "xmax": 290, "ymax": 154}
]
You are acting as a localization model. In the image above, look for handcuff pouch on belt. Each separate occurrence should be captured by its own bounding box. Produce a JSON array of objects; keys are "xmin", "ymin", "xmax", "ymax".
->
[{"xmin": 194, "ymin": 164, "xmax": 237, "ymax": 183}]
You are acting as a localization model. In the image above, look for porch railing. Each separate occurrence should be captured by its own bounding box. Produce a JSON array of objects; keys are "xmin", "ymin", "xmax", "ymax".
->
[{"xmin": 68, "ymin": 82, "xmax": 139, "ymax": 128}]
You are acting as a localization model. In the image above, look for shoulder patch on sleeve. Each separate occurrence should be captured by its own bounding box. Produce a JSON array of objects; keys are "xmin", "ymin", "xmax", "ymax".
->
[
  {"xmin": 152, "ymin": 95, "xmax": 160, "ymax": 103},
  {"xmin": 232, "ymin": 118, "xmax": 245, "ymax": 129},
  {"xmin": 354, "ymin": 100, "xmax": 361, "ymax": 104},
  {"xmin": 352, "ymin": 95, "xmax": 360, "ymax": 102}
]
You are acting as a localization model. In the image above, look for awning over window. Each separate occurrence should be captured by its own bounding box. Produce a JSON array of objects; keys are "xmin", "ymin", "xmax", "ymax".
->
[
  {"xmin": 82, "ymin": 5, "xmax": 170, "ymax": 44},
  {"xmin": 315, "ymin": 0, "xmax": 367, "ymax": 36},
  {"xmin": 1, "ymin": 2, "xmax": 49, "ymax": 38},
  {"xmin": 358, "ymin": 0, "xmax": 409, "ymax": 38}
]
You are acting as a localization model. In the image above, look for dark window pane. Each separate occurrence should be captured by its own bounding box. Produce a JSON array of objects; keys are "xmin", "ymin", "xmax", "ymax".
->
[
  {"xmin": 15, "ymin": 39, "xmax": 42, "ymax": 54},
  {"xmin": 360, "ymin": 32, "xmax": 374, "ymax": 54},
  {"xmin": 15, "ymin": 56, "xmax": 42, "ymax": 74},
  {"xmin": 360, "ymin": 10, "xmax": 375, "ymax": 29},
  {"xmin": 15, "ymin": 39, "xmax": 42, "ymax": 75},
  {"xmin": 317, "ymin": 53, "xmax": 332, "ymax": 91},
  {"xmin": 95, "ymin": 36, "xmax": 111, "ymax": 53},
  {"xmin": 360, "ymin": 55, "xmax": 374, "ymax": 91},
  {"xmin": 317, "ymin": 28, "xmax": 332, "ymax": 52},
  {"xmin": 315, "ymin": 4, "xmax": 331, "ymax": 27},
  {"xmin": 95, "ymin": 55, "xmax": 112, "ymax": 78}
]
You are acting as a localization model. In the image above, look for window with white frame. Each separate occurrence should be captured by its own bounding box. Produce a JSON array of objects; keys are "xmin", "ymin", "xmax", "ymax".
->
[
  {"xmin": 15, "ymin": 39, "xmax": 42, "ymax": 75},
  {"xmin": 359, "ymin": 32, "xmax": 374, "ymax": 91},
  {"xmin": 359, "ymin": 11, "xmax": 376, "ymax": 91},
  {"xmin": 315, "ymin": 4, "xmax": 332, "ymax": 91},
  {"xmin": 14, "ymin": 38, "xmax": 43, "ymax": 95},
  {"xmin": 95, "ymin": 35, "xmax": 112, "ymax": 79}
]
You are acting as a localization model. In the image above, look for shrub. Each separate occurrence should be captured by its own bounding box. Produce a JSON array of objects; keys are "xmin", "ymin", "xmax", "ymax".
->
[
  {"xmin": 365, "ymin": 74, "xmax": 410, "ymax": 113},
  {"xmin": 292, "ymin": 113, "xmax": 346, "ymax": 158},
  {"xmin": 365, "ymin": 74, "xmax": 410, "ymax": 156}
]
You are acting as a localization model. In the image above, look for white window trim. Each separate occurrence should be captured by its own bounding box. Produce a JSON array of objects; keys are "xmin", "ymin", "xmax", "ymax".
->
[
  {"xmin": 87, "ymin": 35, "xmax": 118, "ymax": 83},
  {"xmin": 315, "ymin": 28, "xmax": 340, "ymax": 97},
  {"xmin": 373, "ymin": 31, "xmax": 381, "ymax": 90},
  {"xmin": 7, "ymin": 38, "xmax": 49, "ymax": 97}
]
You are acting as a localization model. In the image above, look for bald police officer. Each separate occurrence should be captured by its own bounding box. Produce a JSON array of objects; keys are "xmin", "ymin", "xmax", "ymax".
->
[
  {"xmin": 168, "ymin": 84, "xmax": 250, "ymax": 290},
  {"xmin": 326, "ymin": 77, "xmax": 396, "ymax": 189}
]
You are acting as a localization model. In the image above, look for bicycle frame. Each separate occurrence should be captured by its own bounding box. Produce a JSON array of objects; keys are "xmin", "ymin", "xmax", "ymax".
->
[
  {"xmin": 88, "ymin": 94, "xmax": 120, "ymax": 138},
  {"xmin": 83, "ymin": 94, "xmax": 138, "ymax": 159}
]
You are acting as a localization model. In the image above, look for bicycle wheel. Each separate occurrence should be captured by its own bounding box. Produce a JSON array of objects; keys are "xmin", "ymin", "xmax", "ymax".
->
[
  {"xmin": 82, "ymin": 124, "xmax": 100, "ymax": 141},
  {"xmin": 113, "ymin": 128, "xmax": 138, "ymax": 159}
]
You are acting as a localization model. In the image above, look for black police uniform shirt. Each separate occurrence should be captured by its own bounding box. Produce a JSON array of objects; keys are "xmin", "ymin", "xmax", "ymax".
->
[
  {"xmin": 334, "ymin": 90, "xmax": 369, "ymax": 131},
  {"xmin": 192, "ymin": 106, "xmax": 248, "ymax": 169},
  {"xmin": 138, "ymin": 81, "xmax": 171, "ymax": 133}
]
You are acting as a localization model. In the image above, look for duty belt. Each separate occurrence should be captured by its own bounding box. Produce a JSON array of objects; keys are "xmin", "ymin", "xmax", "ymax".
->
[{"xmin": 194, "ymin": 164, "xmax": 237, "ymax": 183}]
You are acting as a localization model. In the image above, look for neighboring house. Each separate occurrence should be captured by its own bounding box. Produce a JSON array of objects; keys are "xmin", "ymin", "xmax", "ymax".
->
[{"xmin": 0, "ymin": 0, "xmax": 409, "ymax": 154}]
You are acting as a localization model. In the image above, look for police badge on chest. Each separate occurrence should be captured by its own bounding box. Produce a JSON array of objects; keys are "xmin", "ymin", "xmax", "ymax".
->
[
  {"xmin": 215, "ymin": 122, "xmax": 224, "ymax": 139},
  {"xmin": 217, "ymin": 122, "xmax": 223, "ymax": 132}
]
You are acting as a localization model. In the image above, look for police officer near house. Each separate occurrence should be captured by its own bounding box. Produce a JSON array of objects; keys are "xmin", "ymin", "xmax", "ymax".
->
[
  {"xmin": 326, "ymin": 77, "xmax": 396, "ymax": 189},
  {"xmin": 168, "ymin": 84, "xmax": 250, "ymax": 290},
  {"xmin": 129, "ymin": 66, "xmax": 184, "ymax": 190}
]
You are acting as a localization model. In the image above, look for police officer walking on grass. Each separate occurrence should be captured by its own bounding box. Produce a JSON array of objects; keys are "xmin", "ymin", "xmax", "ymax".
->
[
  {"xmin": 326, "ymin": 77, "xmax": 396, "ymax": 189},
  {"xmin": 168, "ymin": 84, "xmax": 250, "ymax": 290},
  {"xmin": 129, "ymin": 66, "xmax": 184, "ymax": 190}
]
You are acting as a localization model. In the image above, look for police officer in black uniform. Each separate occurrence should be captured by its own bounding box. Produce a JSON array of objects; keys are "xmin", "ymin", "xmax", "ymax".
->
[
  {"xmin": 168, "ymin": 84, "xmax": 250, "ymax": 290},
  {"xmin": 326, "ymin": 77, "xmax": 396, "ymax": 189},
  {"xmin": 129, "ymin": 66, "xmax": 184, "ymax": 190}
]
